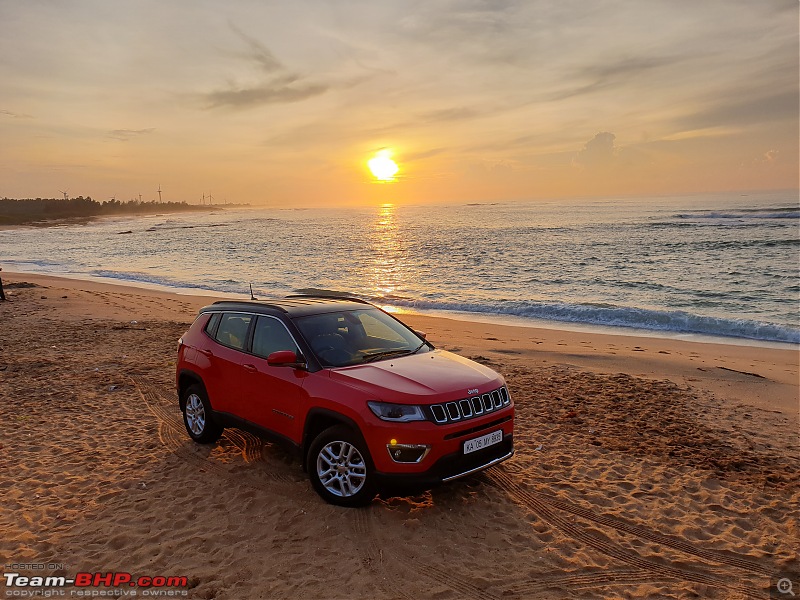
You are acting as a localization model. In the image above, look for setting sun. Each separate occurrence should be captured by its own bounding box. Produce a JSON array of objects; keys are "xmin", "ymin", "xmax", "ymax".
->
[{"xmin": 367, "ymin": 150, "xmax": 399, "ymax": 182}]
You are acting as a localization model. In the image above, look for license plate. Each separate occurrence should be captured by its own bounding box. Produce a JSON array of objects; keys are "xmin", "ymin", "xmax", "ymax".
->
[{"xmin": 463, "ymin": 430, "xmax": 503, "ymax": 455}]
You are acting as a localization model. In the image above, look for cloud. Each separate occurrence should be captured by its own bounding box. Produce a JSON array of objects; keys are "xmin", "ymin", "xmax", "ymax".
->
[
  {"xmin": 574, "ymin": 132, "xmax": 617, "ymax": 168},
  {"xmin": 547, "ymin": 54, "xmax": 683, "ymax": 102},
  {"xmin": 395, "ymin": 0, "xmax": 532, "ymax": 66},
  {"xmin": 418, "ymin": 106, "xmax": 483, "ymax": 123},
  {"xmin": 204, "ymin": 82, "xmax": 328, "ymax": 109},
  {"xmin": 107, "ymin": 128, "xmax": 155, "ymax": 141},
  {"xmin": 365, "ymin": 104, "xmax": 489, "ymax": 137},
  {"xmin": 679, "ymin": 90, "xmax": 798, "ymax": 131},
  {"xmin": 200, "ymin": 24, "xmax": 330, "ymax": 110},
  {"xmin": 1, "ymin": 109, "xmax": 33, "ymax": 119},
  {"xmin": 757, "ymin": 149, "xmax": 780, "ymax": 165},
  {"xmin": 228, "ymin": 23, "xmax": 284, "ymax": 74},
  {"xmin": 404, "ymin": 148, "xmax": 447, "ymax": 162},
  {"xmin": 579, "ymin": 55, "xmax": 681, "ymax": 81}
]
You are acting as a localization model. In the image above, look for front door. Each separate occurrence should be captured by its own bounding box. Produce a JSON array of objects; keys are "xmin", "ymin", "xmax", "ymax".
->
[{"xmin": 239, "ymin": 315, "xmax": 307, "ymax": 442}]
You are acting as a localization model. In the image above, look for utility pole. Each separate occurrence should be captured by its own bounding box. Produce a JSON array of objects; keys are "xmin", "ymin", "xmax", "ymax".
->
[{"xmin": 157, "ymin": 185, "xmax": 162, "ymax": 203}]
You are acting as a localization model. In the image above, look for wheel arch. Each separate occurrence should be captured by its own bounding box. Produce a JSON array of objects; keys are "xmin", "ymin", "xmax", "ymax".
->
[
  {"xmin": 177, "ymin": 369, "xmax": 206, "ymax": 410},
  {"xmin": 301, "ymin": 408, "xmax": 366, "ymax": 472}
]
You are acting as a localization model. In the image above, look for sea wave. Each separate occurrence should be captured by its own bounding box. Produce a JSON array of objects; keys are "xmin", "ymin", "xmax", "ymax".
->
[
  {"xmin": 368, "ymin": 297, "xmax": 800, "ymax": 344},
  {"xmin": 675, "ymin": 207, "xmax": 799, "ymax": 220},
  {"xmin": 89, "ymin": 269, "xmax": 253, "ymax": 296},
  {"xmin": 144, "ymin": 222, "xmax": 232, "ymax": 232}
]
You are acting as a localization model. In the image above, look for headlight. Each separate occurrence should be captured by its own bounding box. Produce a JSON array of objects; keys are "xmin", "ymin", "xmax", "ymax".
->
[{"xmin": 367, "ymin": 401, "xmax": 426, "ymax": 422}]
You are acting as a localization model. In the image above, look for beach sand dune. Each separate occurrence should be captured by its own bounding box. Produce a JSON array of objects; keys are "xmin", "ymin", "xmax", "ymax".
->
[{"xmin": 1, "ymin": 274, "xmax": 797, "ymax": 599}]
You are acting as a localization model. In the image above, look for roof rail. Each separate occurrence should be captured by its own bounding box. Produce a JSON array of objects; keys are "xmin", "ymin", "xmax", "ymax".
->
[
  {"xmin": 209, "ymin": 299, "xmax": 290, "ymax": 312},
  {"xmin": 285, "ymin": 293, "xmax": 371, "ymax": 305}
]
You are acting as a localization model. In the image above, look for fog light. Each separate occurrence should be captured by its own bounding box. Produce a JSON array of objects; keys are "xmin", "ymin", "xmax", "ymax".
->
[{"xmin": 386, "ymin": 443, "xmax": 431, "ymax": 463}]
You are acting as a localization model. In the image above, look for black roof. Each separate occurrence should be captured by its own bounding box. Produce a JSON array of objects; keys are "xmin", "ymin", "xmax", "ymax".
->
[{"xmin": 201, "ymin": 295, "xmax": 373, "ymax": 318}]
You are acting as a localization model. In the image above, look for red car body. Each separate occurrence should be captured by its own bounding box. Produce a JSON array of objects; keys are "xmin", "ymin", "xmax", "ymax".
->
[{"xmin": 176, "ymin": 296, "xmax": 514, "ymax": 505}]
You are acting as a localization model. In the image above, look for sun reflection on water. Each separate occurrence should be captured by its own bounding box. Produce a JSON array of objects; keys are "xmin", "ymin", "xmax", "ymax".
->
[{"xmin": 368, "ymin": 203, "xmax": 409, "ymax": 306}]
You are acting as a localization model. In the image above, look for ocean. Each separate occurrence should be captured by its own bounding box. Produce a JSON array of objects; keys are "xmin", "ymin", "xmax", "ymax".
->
[{"xmin": 2, "ymin": 191, "xmax": 798, "ymax": 345}]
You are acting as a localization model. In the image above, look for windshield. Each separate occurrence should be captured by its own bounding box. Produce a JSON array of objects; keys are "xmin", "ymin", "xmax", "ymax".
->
[{"xmin": 294, "ymin": 308, "xmax": 430, "ymax": 367}]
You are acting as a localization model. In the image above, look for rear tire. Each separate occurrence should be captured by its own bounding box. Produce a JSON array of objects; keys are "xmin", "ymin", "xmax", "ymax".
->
[
  {"xmin": 308, "ymin": 425, "xmax": 376, "ymax": 507},
  {"xmin": 182, "ymin": 384, "xmax": 223, "ymax": 444}
]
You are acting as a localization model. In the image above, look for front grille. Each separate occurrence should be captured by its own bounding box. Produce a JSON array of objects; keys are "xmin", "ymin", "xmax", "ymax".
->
[{"xmin": 429, "ymin": 386, "xmax": 511, "ymax": 424}]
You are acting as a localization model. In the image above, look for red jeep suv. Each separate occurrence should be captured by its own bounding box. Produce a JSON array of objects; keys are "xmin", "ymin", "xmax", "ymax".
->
[{"xmin": 176, "ymin": 296, "xmax": 514, "ymax": 506}]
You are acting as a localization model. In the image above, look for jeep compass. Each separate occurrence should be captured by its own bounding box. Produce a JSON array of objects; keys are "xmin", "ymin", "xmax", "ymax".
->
[{"xmin": 176, "ymin": 296, "xmax": 514, "ymax": 506}]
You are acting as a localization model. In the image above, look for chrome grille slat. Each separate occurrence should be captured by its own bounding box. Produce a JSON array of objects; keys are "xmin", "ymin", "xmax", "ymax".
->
[
  {"xmin": 470, "ymin": 396, "xmax": 483, "ymax": 415},
  {"xmin": 500, "ymin": 387, "xmax": 510, "ymax": 405},
  {"xmin": 431, "ymin": 404, "xmax": 448, "ymax": 423},
  {"xmin": 491, "ymin": 390, "xmax": 502, "ymax": 409},
  {"xmin": 459, "ymin": 399, "xmax": 473, "ymax": 418},
  {"xmin": 445, "ymin": 402, "xmax": 461, "ymax": 421},
  {"xmin": 429, "ymin": 387, "xmax": 511, "ymax": 425}
]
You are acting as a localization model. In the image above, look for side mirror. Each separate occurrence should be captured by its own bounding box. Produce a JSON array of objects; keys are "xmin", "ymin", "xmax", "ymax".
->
[
  {"xmin": 267, "ymin": 350, "xmax": 305, "ymax": 368},
  {"xmin": 414, "ymin": 330, "xmax": 427, "ymax": 340}
]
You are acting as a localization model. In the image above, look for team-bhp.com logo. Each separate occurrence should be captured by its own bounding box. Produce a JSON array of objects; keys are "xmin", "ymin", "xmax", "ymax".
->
[{"xmin": 4, "ymin": 572, "xmax": 188, "ymax": 597}]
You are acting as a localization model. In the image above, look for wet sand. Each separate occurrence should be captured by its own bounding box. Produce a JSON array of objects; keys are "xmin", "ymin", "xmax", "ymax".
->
[{"xmin": 1, "ymin": 272, "xmax": 797, "ymax": 599}]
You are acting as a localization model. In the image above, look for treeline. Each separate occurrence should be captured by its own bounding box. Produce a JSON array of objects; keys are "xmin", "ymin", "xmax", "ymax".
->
[{"xmin": 0, "ymin": 196, "xmax": 210, "ymax": 225}]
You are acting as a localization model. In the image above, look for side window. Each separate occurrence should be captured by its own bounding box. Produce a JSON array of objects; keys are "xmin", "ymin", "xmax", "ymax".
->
[
  {"xmin": 252, "ymin": 316, "xmax": 299, "ymax": 359},
  {"xmin": 358, "ymin": 312, "xmax": 405, "ymax": 343},
  {"xmin": 204, "ymin": 313, "xmax": 221, "ymax": 336},
  {"xmin": 214, "ymin": 313, "xmax": 252, "ymax": 350}
]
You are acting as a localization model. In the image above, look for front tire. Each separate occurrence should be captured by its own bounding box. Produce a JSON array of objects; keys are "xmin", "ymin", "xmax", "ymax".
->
[
  {"xmin": 308, "ymin": 425, "xmax": 376, "ymax": 507},
  {"xmin": 182, "ymin": 384, "xmax": 223, "ymax": 444}
]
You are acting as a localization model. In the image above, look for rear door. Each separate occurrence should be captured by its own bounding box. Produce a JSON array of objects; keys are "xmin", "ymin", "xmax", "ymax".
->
[{"xmin": 204, "ymin": 312, "xmax": 254, "ymax": 414}]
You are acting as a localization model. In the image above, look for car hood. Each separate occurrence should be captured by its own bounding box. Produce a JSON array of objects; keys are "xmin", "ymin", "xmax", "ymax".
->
[{"xmin": 327, "ymin": 350, "xmax": 502, "ymax": 403}]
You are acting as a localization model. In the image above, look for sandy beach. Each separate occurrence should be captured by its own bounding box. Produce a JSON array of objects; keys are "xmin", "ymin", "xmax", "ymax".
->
[{"xmin": 1, "ymin": 271, "xmax": 797, "ymax": 599}]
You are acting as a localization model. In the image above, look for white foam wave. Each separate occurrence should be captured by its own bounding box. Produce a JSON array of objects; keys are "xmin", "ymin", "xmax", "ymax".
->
[{"xmin": 373, "ymin": 297, "xmax": 800, "ymax": 344}]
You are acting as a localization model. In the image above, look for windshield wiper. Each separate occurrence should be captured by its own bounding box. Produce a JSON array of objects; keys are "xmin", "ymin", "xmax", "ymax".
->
[{"xmin": 361, "ymin": 348, "xmax": 416, "ymax": 363}]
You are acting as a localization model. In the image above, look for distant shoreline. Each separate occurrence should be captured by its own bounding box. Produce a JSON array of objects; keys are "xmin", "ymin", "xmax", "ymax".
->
[
  {"xmin": 0, "ymin": 197, "xmax": 249, "ymax": 227},
  {"xmin": 0, "ymin": 208, "xmax": 218, "ymax": 229}
]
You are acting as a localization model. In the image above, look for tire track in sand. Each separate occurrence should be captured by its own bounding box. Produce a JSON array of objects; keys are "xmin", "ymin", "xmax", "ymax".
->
[
  {"xmin": 486, "ymin": 469, "xmax": 763, "ymax": 598},
  {"xmin": 503, "ymin": 568, "xmax": 676, "ymax": 597},
  {"xmin": 347, "ymin": 509, "xmax": 430, "ymax": 600},
  {"xmin": 222, "ymin": 429, "xmax": 265, "ymax": 464},
  {"xmin": 132, "ymin": 376, "xmax": 301, "ymax": 488},
  {"xmin": 416, "ymin": 564, "xmax": 501, "ymax": 600},
  {"xmin": 484, "ymin": 469, "xmax": 769, "ymax": 575},
  {"xmin": 349, "ymin": 509, "xmax": 503, "ymax": 600}
]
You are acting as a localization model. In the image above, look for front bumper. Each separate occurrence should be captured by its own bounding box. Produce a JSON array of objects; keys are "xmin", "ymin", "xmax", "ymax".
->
[{"xmin": 373, "ymin": 434, "xmax": 514, "ymax": 487}]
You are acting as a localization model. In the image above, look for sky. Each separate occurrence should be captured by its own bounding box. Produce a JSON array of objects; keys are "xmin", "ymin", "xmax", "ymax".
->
[{"xmin": 0, "ymin": 0, "xmax": 797, "ymax": 206}]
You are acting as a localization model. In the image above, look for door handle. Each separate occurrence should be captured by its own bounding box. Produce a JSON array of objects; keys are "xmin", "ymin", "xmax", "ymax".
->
[
  {"xmin": 242, "ymin": 364, "xmax": 257, "ymax": 373},
  {"xmin": 199, "ymin": 349, "xmax": 213, "ymax": 357}
]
